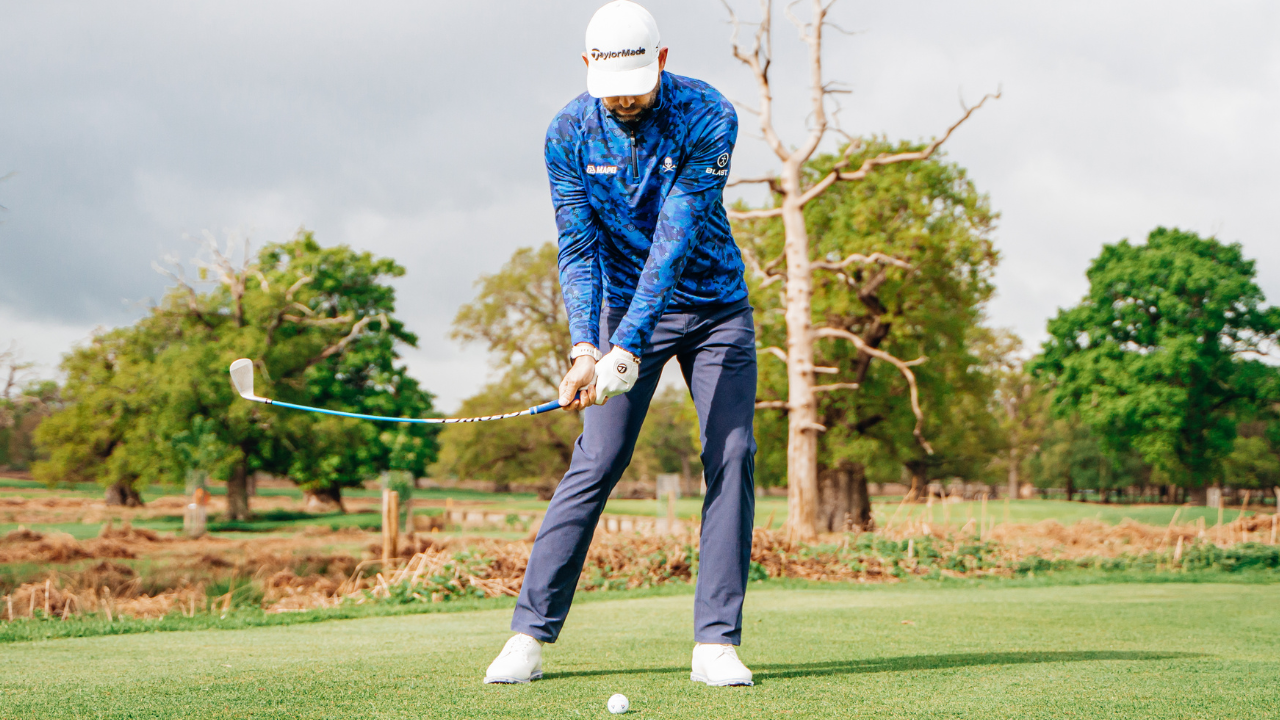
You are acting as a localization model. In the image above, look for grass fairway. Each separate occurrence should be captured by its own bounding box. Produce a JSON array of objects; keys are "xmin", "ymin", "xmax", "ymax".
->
[{"xmin": 2, "ymin": 583, "xmax": 1277, "ymax": 719}]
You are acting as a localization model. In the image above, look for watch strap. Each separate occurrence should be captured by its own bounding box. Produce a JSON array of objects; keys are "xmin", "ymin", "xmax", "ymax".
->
[{"xmin": 569, "ymin": 344, "xmax": 602, "ymax": 363}]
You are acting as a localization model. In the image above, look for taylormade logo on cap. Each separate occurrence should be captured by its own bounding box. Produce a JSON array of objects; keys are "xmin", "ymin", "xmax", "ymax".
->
[
  {"xmin": 590, "ymin": 46, "xmax": 647, "ymax": 62},
  {"xmin": 584, "ymin": 1, "xmax": 662, "ymax": 99}
]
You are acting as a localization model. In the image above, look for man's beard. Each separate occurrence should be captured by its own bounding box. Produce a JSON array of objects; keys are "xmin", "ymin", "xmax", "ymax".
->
[
  {"xmin": 609, "ymin": 106, "xmax": 650, "ymax": 125},
  {"xmin": 603, "ymin": 87, "xmax": 659, "ymax": 124}
]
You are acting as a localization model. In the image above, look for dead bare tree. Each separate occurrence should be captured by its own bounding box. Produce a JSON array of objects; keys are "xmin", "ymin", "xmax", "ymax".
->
[
  {"xmin": 722, "ymin": 0, "xmax": 997, "ymax": 542},
  {"xmin": 1, "ymin": 343, "xmax": 34, "ymax": 405},
  {"xmin": 0, "ymin": 344, "xmax": 32, "ymax": 435}
]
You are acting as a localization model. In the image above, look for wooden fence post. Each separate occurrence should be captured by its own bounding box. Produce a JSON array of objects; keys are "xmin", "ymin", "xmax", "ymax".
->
[
  {"xmin": 382, "ymin": 490, "xmax": 399, "ymax": 566},
  {"xmin": 391, "ymin": 491, "xmax": 400, "ymax": 553}
]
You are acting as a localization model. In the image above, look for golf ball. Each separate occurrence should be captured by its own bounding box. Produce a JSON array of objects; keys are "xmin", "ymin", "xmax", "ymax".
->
[{"xmin": 607, "ymin": 693, "xmax": 629, "ymax": 714}]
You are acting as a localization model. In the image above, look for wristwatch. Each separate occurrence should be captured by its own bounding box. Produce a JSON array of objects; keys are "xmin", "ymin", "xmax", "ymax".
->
[{"xmin": 569, "ymin": 343, "xmax": 603, "ymax": 363}]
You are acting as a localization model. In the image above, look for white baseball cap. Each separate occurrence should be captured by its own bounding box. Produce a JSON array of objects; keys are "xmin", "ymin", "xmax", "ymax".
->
[{"xmin": 584, "ymin": 1, "xmax": 662, "ymax": 99}]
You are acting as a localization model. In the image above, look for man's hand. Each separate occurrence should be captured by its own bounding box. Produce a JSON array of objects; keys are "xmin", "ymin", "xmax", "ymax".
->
[
  {"xmin": 558, "ymin": 355, "xmax": 598, "ymax": 410},
  {"xmin": 594, "ymin": 346, "xmax": 640, "ymax": 405}
]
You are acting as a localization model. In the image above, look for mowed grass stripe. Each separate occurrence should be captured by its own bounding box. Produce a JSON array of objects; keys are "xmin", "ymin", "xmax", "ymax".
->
[{"xmin": 1, "ymin": 583, "xmax": 1277, "ymax": 719}]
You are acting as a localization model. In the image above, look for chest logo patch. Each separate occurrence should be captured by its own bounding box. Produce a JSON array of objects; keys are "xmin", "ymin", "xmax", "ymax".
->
[
  {"xmin": 661, "ymin": 157, "xmax": 676, "ymax": 172},
  {"xmin": 586, "ymin": 165, "xmax": 618, "ymax": 175}
]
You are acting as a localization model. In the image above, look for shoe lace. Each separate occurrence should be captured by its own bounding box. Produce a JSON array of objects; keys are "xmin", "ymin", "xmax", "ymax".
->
[
  {"xmin": 700, "ymin": 644, "xmax": 740, "ymax": 663},
  {"xmin": 502, "ymin": 634, "xmax": 539, "ymax": 658}
]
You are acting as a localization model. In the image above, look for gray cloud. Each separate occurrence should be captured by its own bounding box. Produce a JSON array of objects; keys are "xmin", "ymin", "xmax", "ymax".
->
[{"xmin": 2, "ymin": 1, "xmax": 1278, "ymax": 407}]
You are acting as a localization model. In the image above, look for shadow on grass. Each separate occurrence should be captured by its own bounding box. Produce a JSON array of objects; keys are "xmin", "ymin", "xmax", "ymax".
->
[{"xmin": 543, "ymin": 650, "xmax": 1204, "ymax": 682}]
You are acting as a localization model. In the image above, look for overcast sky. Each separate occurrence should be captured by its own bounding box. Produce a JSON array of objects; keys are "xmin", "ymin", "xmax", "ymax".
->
[{"xmin": 2, "ymin": 1, "xmax": 1278, "ymax": 410}]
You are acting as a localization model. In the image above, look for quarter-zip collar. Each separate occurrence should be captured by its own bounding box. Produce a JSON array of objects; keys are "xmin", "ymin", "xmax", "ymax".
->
[{"xmin": 599, "ymin": 73, "xmax": 669, "ymax": 183}]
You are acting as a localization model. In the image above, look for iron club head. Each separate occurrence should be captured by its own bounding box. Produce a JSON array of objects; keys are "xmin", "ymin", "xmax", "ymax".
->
[{"xmin": 229, "ymin": 358, "xmax": 267, "ymax": 403}]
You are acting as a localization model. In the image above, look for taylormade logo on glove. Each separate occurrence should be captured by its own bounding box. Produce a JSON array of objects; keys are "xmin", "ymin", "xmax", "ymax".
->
[{"xmin": 593, "ymin": 347, "xmax": 639, "ymax": 404}]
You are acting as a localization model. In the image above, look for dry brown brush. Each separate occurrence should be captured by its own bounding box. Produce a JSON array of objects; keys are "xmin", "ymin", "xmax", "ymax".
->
[{"xmin": 3, "ymin": 513, "xmax": 1277, "ymax": 622}]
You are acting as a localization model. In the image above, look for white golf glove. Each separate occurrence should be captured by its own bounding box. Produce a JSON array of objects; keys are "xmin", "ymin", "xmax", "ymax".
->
[{"xmin": 593, "ymin": 346, "xmax": 640, "ymax": 405}]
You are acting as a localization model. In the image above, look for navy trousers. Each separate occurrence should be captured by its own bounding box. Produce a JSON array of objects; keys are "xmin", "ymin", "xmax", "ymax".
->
[{"xmin": 511, "ymin": 299, "xmax": 757, "ymax": 645}]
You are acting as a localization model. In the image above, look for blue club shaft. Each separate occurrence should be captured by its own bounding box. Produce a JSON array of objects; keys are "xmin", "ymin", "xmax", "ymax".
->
[{"xmin": 261, "ymin": 398, "xmax": 564, "ymax": 424}]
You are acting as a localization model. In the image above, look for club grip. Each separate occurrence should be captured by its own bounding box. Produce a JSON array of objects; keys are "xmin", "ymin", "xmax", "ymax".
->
[{"xmin": 529, "ymin": 399, "xmax": 564, "ymax": 415}]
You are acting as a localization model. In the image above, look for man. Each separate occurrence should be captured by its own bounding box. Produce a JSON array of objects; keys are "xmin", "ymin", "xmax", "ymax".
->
[{"xmin": 484, "ymin": 0, "xmax": 757, "ymax": 687}]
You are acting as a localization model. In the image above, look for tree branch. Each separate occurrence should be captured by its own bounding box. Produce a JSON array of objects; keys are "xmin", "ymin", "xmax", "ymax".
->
[
  {"xmin": 822, "ymin": 19, "xmax": 858, "ymax": 36},
  {"xmin": 152, "ymin": 261, "xmax": 214, "ymax": 328},
  {"xmin": 835, "ymin": 90, "xmax": 1001, "ymax": 183},
  {"xmin": 283, "ymin": 313, "xmax": 354, "ymax": 327},
  {"xmin": 727, "ymin": 175, "xmax": 779, "ymax": 188},
  {"xmin": 792, "ymin": 89, "xmax": 1001, "ymax": 209},
  {"xmin": 285, "ymin": 276, "xmax": 312, "ymax": 301},
  {"xmin": 812, "ymin": 252, "xmax": 913, "ymax": 273},
  {"xmin": 199, "ymin": 231, "xmax": 249, "ymax": 328},
  {"xmin": 306, "ymin": 314, "xmax": 381, "ymax": 368},
  {"xmin": 858, "ymin": 267, "xmax": 896, "ymax": 303},
  {"xmin": 727, "ymin": 206, "xmax": 785, "ymax": 220},
  {"xmin": 814, "ymin": 327, "xmax": 933, "ymax": 454},
  {"xmin": 813, "ymin": 382, "xmax": 859, "ymax": 392},
  {"xmin": 761, "ymin": 346, "xmax": 788, "ymax": 364},
  {"xmin": 755, "ymin": 400, "xmax": 790, "ymax": 410},
  {"xmin": 782, "ymin": 0, "xmax": 832, "ymax": 169},
  {"xmin": 722, "ymin": 0, "xmax": 790, "ymax": 162},
  {"xmin": 741, "ymin": 247, "xmax": 787, "ymax": 289}
]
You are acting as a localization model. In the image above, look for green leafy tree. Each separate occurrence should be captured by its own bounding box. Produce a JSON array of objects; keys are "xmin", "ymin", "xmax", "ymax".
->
[
  {"xmin": 1223, "ymin": 420, "xmax": 1280, "ymax": 491},
  {"xmin": 35, "ymin": 231, "xmax": 438, "ymax": 516},
  {"xmin": 1034, "ymin": 228, "xmax": 1280, "ymax": 498},
  {"xmin": 1029, "ymin": 416, "xmax": 1105, "ymax": 501},
  {"xmin": 34, "ymin": 328, "xmax": 155, "ymax": 504},
  {"xmin": 1028, "ymin": 415, "xmax": 1149, "ymax": 502},
  {"xmin": 738, "ymin": 140, "xmax": 1000, "ymax": 529}
]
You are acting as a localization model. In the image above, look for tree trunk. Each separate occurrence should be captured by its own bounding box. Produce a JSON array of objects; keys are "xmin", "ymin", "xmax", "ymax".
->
[
  {"xmin": 104, "ymin": 480, "xmax": 143, "ymax": 507},
  {"xmin": 782, "ymin": 183, "xmax": 819, "ymax": 543},
  {"xmin": 1189, "ymin": 485, "xmax": 1207, "ymax": 506},
  {"xmin": 847, "ymin": 462, "xmax": 873, "ymax": 531},
  {"xmin": 1007, "ymin": 447, "xmax": 1020, "ymax": 502},
  {"xmin": 314, "ymin": 483, "xmax": 347, "ymax": 514},
  {"xmin": 1064, "ymin": 475, "xmax": 1074, "ymax": 503},
  {"xmin": 905, "ymin": 460, "xmax": 927, "ymax": 501},
  {"xmin": 226, "ymin": 461, "xmax": 250, "ymax": 521},
  {"xmin": 816, "ymin": 466, "xmax": 841, "ymax": 532},
  {"xmin": 816, "ymin": 462, "xmax": 874, "ymax": 532}
]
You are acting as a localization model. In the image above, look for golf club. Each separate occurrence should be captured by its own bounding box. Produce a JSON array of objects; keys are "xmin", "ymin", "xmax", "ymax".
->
[{"xmin": 229, "ymin": 358, "xmax": 564, "ymax": 424}]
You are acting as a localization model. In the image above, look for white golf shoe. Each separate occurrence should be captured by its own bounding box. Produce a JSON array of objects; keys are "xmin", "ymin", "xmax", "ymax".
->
[
  {"xmin": 483, "ymin": 633, "xmax": 544, "ymax": 684},
  {"xmin": 690, "ymin": 643, "xmax": 754, "ymax": 686}
]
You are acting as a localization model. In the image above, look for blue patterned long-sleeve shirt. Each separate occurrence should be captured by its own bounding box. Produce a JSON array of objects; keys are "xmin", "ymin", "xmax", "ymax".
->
[{"xmin": 547, "ymin": 71, "xmax": 748, "ymax": 357}]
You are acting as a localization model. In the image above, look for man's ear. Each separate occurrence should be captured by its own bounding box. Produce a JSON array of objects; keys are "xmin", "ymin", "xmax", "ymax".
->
[
  {"xmin": 582, "ymin": 52, "xmax": 590, "ymax": 68},
  {"xmin": 658, "ymin": 47, "xmax": 668, "ymax": 71}
]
